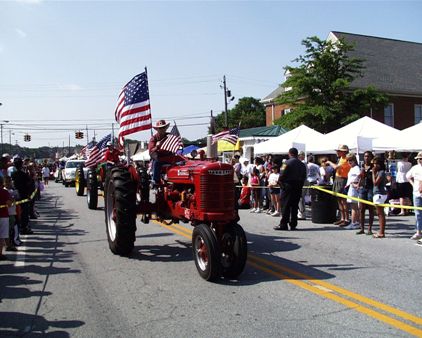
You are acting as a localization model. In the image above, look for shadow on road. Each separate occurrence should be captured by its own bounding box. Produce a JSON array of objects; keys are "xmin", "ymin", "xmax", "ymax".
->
[{"xmin": 0, "ymin": 191, "xmax": 86, "ymax": 335}]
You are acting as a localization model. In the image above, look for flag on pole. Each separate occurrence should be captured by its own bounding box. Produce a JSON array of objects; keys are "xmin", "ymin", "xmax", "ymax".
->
[
  {"xmin": 81, "ymin": 140, "xmax": 95, "ymax": 159},
  {"xmin": 160, "ymin": 124, "xmax": 183, "ymax": 153},
  {"xmin": 115, "ymin": 71, "xmax": 151, "ymax": 148},
  {"xmin": 85, "ymin": 134, "xmax": 111, "ymax": 168},
  {"xmin": 212, "ymin": 125, "xmax": 240, "ymax": 145}
]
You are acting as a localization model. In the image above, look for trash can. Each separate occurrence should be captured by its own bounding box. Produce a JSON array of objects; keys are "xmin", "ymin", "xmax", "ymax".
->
[{"xmin": 311, "ymin": 185, "xmax": 337, "ymax": 224}]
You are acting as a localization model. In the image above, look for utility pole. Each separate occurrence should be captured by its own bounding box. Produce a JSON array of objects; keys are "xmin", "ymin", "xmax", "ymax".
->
[{"xmin": 223, "ymin": 75, "xmax": 228, "ymax": 128}]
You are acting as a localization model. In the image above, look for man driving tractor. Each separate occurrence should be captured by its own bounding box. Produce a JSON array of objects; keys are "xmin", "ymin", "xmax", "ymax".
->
[{"xmin": 148, "ymin": 119, "xmax": 174, "ymax": 187}]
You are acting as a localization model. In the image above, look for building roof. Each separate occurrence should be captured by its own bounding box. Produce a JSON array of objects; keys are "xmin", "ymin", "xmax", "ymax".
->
[
  {"xmin": 239, "ymin": 125, "xmax": 288, "ymax": 138},
  {"xmin": 262, "ymin": 31, "xmax": 422, "ymax": 102},
  {"xmin": 261, "ymin": 86, "xmax": 285, "ymax": 102},
  {"xmin": 330, "ymin": 31, "xmax": 422, "ymax": 96}
]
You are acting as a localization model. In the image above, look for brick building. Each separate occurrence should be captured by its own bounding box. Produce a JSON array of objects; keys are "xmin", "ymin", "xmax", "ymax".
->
[{"xmin": 262, "ymin": 32, "xmax": 422, "ymax": 130}]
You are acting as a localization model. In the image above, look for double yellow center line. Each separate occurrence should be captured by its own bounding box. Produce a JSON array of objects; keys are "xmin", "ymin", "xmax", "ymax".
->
[{"xmin": 154, "ymin": 220, "xmax": 422, "ymax": 337}]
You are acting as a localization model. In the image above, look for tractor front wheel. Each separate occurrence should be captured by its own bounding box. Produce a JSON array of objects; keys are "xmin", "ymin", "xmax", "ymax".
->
[
  {"xmin": 220, "ymin": 223, "xmax": 247, "ymax": 279},
  {"xmin": 86, "ymin": 169, "xmax": 98, "ymax": 209},
  {"xmin": 75, "ymin": 167, "xmax": 86, "ymax": 196},
  {"xmin": 104, "ymin": 167, "xmax": 137, "ymax": 256},
  {"xmin": 192, "ymin": 224, "xmax": 220, "ymax": 281}
]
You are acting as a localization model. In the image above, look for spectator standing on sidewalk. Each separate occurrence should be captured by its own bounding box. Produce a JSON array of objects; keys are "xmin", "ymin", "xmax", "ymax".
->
[
  {"xmin": 41, "ymin": 163, "xmax": 50, "ymax": 186},
  {"xmin": 396, "ymin": 153, "xmax": 413, "ymax": 215},
  {"xmin": 372, "ymin": 156, "xmax": 388, "ymax": 238},
  {"xmin": 268, "ymin": 165, "xmax": 281, "ymax": 216},
  {"xmin": 356, "ymin": 151, "xmax": 375, "ymax": 235},
  {"xmin": 327, "ymin": 145, "xmax": 351, "ymax": 227},
  {"xmin": 274, "ymin": 148, "xmax": 306, "ymax": 231},
  {"xmin": 0, "ymin": 176, "xmax": 12, "ymax": 260},
  {"xmin": 405, "ymin": 151, "xmax": 422, "ymax": 241},
  {"xmin": 11, "ymin": 157, "xmax": 33, "ymax": 235},
  {"xmin": 344, "ymin": 153, "xmax": 360, "ymax": 230}
]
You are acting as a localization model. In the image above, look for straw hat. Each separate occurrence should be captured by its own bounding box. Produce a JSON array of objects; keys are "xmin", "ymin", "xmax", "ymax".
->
[
  {"xmin": 152, "ymin": 120, "xmax": 170, "ymax": 130},
  {"xmin": 415, "ymin": 151, "xmax": 422, "ymax": 159},
  {"xmin": 336, "ymin": 144, "xmax": 349, "ymax": 152}
]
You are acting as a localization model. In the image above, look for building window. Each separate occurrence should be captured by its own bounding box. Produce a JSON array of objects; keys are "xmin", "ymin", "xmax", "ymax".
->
[
  {"xmin": 384, "ymin": 103, "xmax": 394, "ymax": 127},
  {"xmin": 284, "ymin": 108, "xmax": 291, "ymax": 114},
  {"xmin": 415, "ymin": 104, "xmax": 422, "ymax": 124}
]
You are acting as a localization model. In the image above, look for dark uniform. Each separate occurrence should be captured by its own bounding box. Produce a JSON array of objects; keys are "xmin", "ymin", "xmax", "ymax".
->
[{"xmin": 277, "ymin": 155, "xmax": 307, "ymax": 230}]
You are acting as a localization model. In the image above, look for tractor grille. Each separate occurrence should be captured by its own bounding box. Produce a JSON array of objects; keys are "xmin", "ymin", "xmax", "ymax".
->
[{"xmin": 199, "ymin": 175, "xmax": 234, "ymax": 211}]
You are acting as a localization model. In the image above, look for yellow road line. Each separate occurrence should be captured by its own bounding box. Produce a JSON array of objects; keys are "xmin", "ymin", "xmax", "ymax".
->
[
  {"xmin": 247, "ymin": 260, "xmax": 422, "ymax": 337},
  {"xmin": 153, "ymin": 220, "xmax": 422, "ymax": 336},
  {"xmin": 248, "ymin": 254, "xmax": 422, "ymax": 326}
]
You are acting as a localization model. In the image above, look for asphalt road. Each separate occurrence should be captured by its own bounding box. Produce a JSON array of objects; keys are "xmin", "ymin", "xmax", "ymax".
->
[{"xmin": 1, "ymin": 182, "xmax": 421, "ymax": 337}]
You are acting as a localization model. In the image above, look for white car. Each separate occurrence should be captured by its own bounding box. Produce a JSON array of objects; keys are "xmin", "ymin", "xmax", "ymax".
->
[{"xmin": 62, "ymin": 160, "xmax": 88, "ymax": 187}]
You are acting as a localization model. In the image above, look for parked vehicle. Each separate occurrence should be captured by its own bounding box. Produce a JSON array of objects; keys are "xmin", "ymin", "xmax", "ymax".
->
[{"xmin": 62, "ymin": 160, "xmax": 87, "ymax": 187}]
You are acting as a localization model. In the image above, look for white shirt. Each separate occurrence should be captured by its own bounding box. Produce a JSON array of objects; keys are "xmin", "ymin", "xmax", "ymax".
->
[
  {"xmin": 406, "ymin": 164, "xmax": 422, "ymax": 198},
  {"xmin": 41, "ymin": 166, "xmax": 50, "ymax": 178},
  {"xmin": 396, "ymin": 160, "xmax": 412, "ymax": 183},
  {"xmin": 307, "ymin": 163, "xmax": 320, "ymax": 183},
  {"xmin": 268, "ymin": 172, "xmax": 279, "ymax": 186}
]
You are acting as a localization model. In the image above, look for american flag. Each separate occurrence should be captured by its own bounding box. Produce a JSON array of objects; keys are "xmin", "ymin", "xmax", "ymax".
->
[
  {"xmin": 160, "ymin": 125, "xmax": 183, "ymax": 153},
  {"xmin": 115, "ymin": 71, "xmax": 151, "ymax": 148},
  {"xmin": 81, "ymin": 140, "xmax": 95, "ymax": 159},
  {"xmin": 85, "ymin": 134, "xmax": 111, "ymax": 168},
  {"xmin": 212, "ymin": 125, "xmax": 240, "ymax": 145}
]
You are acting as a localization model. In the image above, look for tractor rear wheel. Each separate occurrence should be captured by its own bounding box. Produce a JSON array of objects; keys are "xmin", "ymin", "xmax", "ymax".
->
[
  {"xmin": 75, "ymin": 167, "xmax": 86, "ymax": 196},
  {"xmin": 220, "ymin": 223, "xmax": 247, "ymax": 279},
  {"xmin": 104, "ymin": 167, "xmax": 137, "ymax": 256},
  {"xmin": 192, "ymin": 224, "xmax": 220, "ymax": 281},
  {"xmin": 86, "ymin": 169, "xmax": 98, "ymax": 209}
]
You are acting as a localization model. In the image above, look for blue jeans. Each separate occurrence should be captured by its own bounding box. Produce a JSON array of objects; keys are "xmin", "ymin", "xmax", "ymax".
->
[{"xmin": 413, "ymin": 195, "xmax": 422, "ymax": 231}]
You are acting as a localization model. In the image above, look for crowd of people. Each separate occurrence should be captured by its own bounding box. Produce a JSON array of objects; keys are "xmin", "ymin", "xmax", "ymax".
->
[
  {"xmin": 232, "ymin": 146, "xmax": 422, "ymax": 243},
  {"xmin": 0, "ymin": 154, "xmax": 48, "ymax": 260}
]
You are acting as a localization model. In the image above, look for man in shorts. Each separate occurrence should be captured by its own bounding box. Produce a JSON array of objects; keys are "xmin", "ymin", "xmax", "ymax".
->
[{"xmin": 327, "ymin": 145, "xmax": 351, "ymax": 226}]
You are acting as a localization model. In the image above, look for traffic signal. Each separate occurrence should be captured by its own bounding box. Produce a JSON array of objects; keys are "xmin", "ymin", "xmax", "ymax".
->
[
  {"xmin": 75, "ymin": 131, "xmax": 84, "ymax": 139},
  {"xmin": 24, "ymin": 134, "xmax": 31, "ymax": 142}
]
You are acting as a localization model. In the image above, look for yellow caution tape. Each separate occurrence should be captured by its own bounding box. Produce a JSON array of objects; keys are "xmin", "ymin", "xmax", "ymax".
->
[
  {"xmin": 235, "ymin": 184, "xmax": 422, "ymax": 211},
  {"xmin": 0, "ymin": 189, "xmax": 38, "ymax": 209},
  {"xmin": 310, "ymin": 185, "xmax": 422, "ymax": 211}
]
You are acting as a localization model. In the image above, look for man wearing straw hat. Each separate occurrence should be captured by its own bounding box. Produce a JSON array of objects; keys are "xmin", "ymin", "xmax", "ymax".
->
[
  {"xmin": 327, "ymin": 144, "xmax": 351, "ymax": 226},
  {"xmin": 148, "ymin": 120, "xmax": 172, "ymax": 187}
]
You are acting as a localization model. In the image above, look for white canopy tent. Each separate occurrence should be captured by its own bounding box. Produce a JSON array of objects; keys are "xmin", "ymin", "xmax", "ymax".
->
[
  {"xmin": 307, "ymin": 116, "xmax": 401, "ymax": 154},
  {"xmin": 373, "ymin": 122, "xmax": 422, "ymax": 152},
  {"xmin": 254, "ymin": 125, "xmax": 325, "ymax": 155},
  {"xmin": 132, "ymin": 149, "xmax": 150, "ymax": 161}
]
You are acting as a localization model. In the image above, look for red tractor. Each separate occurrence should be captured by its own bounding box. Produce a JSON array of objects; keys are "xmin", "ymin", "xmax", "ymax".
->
[{"xmin": 104, "ymin": 154, "xmax": 247, "ymax": 281}]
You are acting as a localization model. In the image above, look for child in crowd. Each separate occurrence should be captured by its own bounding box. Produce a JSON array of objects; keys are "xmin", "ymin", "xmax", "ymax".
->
[
  {"xmin": 0, "ymin": 176, "xmax": 13, "ymax": 260},
  {"xmin": 238, "ymin": 177, "xmax": 251, "ymax": 209},
  {"xmin": 249, "ymin": 168, "xmax": 261, "ymax": 213},
  {"xmin": 41, "ymin": 164, "xmax": 50, "ymax": 186},
  {"xmin": 268, "ymin": 165, "xmax": 281, "ymax": 216}
]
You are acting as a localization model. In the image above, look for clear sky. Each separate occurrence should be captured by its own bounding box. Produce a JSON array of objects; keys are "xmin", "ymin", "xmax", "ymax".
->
[{"xmin": 0, "ymin": 0, "xmax": 421, "ymax": 149}]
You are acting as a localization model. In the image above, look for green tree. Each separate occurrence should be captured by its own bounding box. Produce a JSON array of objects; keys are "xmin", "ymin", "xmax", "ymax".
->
[
  {"xmin": 213, "ymin": 97, "xmax": 266, "ymax": 133},
  {"xmin": 274, "ymin": 36, "xmax": 387, "ymax": 133}
]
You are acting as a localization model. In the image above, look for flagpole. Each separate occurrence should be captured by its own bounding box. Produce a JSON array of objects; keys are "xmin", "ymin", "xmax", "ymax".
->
[{"xmin": 145, "ymin": 66, "xmax": 153, "ymax": 138}]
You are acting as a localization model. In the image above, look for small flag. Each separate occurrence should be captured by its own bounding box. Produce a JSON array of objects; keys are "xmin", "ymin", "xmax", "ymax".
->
[
  {"xmin": 85, "ymin": 134, "xmax": 111, "ymax": 168},
  {"xmin": 115, "ymin": 71, "xmax": 151, "ymax": 148},
  {"xmin": 160, "ymin": 125, "xmax": 183, "ymax": 153},
  {"xmin": 212, "ymin": 125, "xmax": 240, "ymax": 145}
]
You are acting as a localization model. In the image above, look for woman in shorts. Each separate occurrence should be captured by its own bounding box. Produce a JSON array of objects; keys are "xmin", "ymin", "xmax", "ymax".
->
[{"xmin": 372, "ymin": 156, "xmax": 388, "ymax": 238}]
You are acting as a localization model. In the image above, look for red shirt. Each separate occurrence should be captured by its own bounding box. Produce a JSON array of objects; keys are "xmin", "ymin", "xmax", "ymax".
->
[
  {"xmin": 0, "ymin": 188, "xmax": 11, "ymax": 218},
  {"xmin": 104, "ymin": 148, "xmax": 120, "ymax": 163}
]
